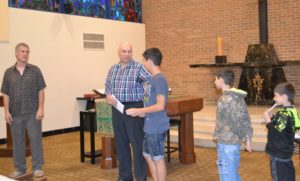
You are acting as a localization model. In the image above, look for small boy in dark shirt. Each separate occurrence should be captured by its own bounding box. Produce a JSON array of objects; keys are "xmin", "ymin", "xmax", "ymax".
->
[{"xmin": 263, "ymin": 82, "xmax": 300, "ymax": 181}]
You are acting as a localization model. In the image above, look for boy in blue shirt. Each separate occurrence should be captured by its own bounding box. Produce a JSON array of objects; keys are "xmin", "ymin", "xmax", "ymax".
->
[
  {"xmin": 263, "ymin": 82, "xmax": 300, "ymax": 181},
  {"xmin": 126, "ymin": 48, "xmax": 169, "ymax": 181}
]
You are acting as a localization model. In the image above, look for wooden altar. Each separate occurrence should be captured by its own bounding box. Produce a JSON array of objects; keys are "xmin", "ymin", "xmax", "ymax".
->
[
  {"xmin": 79, "ymin": 96, "xmax": 203, "ymax": 167},
  {"xmin": 167, "ymin": 96, "xmax": 203, "ymax": 164},
  {"xmin": 0, "ymin": 95, "xmax": 31, "ymax": 157}
]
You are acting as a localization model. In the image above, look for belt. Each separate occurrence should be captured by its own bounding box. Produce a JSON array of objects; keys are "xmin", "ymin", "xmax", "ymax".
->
[{"xmin": 121, "ymin": 101, "xmax": 143, "ymax": 105}]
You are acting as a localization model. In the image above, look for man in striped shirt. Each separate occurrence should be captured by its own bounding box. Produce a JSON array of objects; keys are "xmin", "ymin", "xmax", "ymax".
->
[{"xmin": 105, "ymin": 42, "xmax": 150, "ymax": 181}]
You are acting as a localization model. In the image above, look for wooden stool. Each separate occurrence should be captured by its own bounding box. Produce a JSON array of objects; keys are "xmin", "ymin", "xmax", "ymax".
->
[
  {"xmin": 79, "ymin": 111, "xmax": 102, "ymax": 164},
  {"xmin": 95, "ymin": 100, "xmax": 117, "ymax": 169},
  {"xmin": 165, "ymin": 117, "xmax": 181, "ymax": 162}
]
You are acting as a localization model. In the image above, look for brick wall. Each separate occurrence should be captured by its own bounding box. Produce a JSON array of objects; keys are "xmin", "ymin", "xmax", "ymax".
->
[
  {"xmin": 143, "ymin": 0, "xmax": 300, "ymax": 105},
  {"xmin": 269, "ymin": 0, "xmax": 300, "ymax": 60}
]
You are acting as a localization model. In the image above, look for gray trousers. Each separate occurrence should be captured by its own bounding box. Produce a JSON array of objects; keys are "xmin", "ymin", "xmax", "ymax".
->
[{"xmin": 10, "ymin": 113, "xmax": 44, "ymax": 173}]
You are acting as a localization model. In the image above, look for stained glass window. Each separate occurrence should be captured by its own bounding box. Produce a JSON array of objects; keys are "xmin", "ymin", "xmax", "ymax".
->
[
  {"xmin": 110, "ymin": 0, "xmax": 142, "ymax": 23},
  {"xmin": 71, "ymin": 0, "xmax": 106, "ymax": 18},
  {"xmin": 9, "ymin": 0, "xmax": 50, "ymax": 11},
  {"xmin": 8, "ymin": 0, "xmax": 142, "ymax": 23}
]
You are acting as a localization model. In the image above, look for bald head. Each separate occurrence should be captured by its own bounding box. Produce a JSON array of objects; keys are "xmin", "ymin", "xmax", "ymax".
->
[
  {"xmin": 118, "ymin": 42, "xmax": 133, "ymax": 64},
  {"xmin": 118, "ymin": 42, "xmax": 132, "ymax": 52}
]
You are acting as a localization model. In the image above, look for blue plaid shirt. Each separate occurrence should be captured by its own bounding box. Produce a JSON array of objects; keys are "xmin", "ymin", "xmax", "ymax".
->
[{"xmin": 105, "ymin": 60, "xmax": 150, "ymax": 103}]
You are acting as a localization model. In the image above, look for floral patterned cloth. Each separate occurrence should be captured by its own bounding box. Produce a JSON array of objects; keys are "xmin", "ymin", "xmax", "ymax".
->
[{"xmin": 96, "ymin": 99, "xmax": 114, "ymax": 137}]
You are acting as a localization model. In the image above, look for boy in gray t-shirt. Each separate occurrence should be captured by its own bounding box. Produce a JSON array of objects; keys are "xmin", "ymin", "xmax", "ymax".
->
[{"xmin": 126, "ymin": 48, "xmax": 169, "ymax": 181}]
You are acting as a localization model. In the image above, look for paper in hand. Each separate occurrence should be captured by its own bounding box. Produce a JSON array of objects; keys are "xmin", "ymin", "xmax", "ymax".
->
[
  {"xmin": 261, "ymin": 103, "xmax": 278, "ymax": 124},
  {"xmin": 267, "ymin": 103, "xmax": 278, "ymax": 112},
  {"xmin": 111, "ymin": 94, "xmax": 124, "ymax": 114}
]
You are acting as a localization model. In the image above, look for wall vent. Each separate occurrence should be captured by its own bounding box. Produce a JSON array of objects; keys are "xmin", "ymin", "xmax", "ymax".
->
[{"xmin": 83, "ymin": 33, "xmax": 104, "ymax": 50}]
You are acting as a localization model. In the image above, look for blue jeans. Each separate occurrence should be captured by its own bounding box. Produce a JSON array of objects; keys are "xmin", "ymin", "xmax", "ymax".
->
[
  {"xmin": 270, "ymin": 156, "xmax": 295, "ymax": 181},
  {"xmin": 143, "ymin": 132, "xmax": 167, "ymax": 161},
  {"xmin": 217, "ymin": 143, "xmax": 241, "ymax": 181}
]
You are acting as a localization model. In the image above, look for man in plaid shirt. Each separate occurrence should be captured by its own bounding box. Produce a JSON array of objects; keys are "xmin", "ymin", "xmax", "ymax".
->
[{"xmin": 105, "ymin": 42, "xmax": 150, "ymax": 181}]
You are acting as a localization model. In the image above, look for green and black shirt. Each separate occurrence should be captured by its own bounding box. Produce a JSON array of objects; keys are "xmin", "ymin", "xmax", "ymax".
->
[{"xmin": 265, "ymin": 106, "xmax": 300, "ymax": 159}]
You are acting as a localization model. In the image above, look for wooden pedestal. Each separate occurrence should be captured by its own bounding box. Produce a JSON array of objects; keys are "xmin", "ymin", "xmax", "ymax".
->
[
  {"xmin": 96, "ymin": 96, "xmax": 203, "ymax": 167},
  {"xmin": 167, "ymin": 96, "xmax": 203, "ymax": 164},
  {"xmin": 0, "ymin": 124, "xmax": 31, "ymax": 157},
  {"xmin": 100, "ymin": 137, "xmax": 117, "ymax": 169},
  {"xmin": 0, "ymin": 96, "xmax": 30, "ymax": 157},
  {"xmin": 0, "ymin": 96, "xmax": 31, "ymax": 157}
]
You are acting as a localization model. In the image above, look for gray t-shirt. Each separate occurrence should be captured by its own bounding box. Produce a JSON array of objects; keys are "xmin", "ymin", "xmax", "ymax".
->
[{"xmin": 143, "ymin": 73, "xmax": 169, "ymax": 134}]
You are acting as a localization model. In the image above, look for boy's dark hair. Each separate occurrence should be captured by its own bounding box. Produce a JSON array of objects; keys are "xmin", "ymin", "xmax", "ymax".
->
[
  {"xmin": 142, "ymin": 48, "xmax": 163, "ymax": 66},
  {"xmin": 274, "ymin": 82, "xmax": 295, "ymax": 104},
  {"xmin": 215, "ymin": 68, "xmax": 235, "ymax": 87}
]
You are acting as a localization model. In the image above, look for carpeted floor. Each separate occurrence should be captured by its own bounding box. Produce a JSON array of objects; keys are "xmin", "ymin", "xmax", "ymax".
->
[{"xmin": 0, "ymin": 132, "xmax": 299, "ymax": 181}]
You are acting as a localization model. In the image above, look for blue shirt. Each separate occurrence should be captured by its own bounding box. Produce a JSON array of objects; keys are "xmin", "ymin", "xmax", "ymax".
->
[
  {"xmin": 143, "ymin": 73, "xmax": 169, "ymax": 134},
  {"xmin": 105, "ymin": 60, "xmax": 150, "ymax": 102}
]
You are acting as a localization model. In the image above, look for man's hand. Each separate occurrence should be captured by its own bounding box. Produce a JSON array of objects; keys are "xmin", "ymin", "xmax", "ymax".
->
[
  {"xmin": 106, "ymin": 94, "xmax": 117, "ymax": 105},
  {"xmin": 5, "ymin": 112, "xmax": 12, "ymax": 124},
  {"xmin": 36, "ymin": 108, "xmax": 44, "ymax": 121},
  {"xmin": 126, "ymin": 108, "xmax": 141, "ymax": 117}
]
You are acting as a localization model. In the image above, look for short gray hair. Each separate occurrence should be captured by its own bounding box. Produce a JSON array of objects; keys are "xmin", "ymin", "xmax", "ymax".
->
[{"xmin": 15, "ymin": 42, "xmax": 30, "ymax": 52}]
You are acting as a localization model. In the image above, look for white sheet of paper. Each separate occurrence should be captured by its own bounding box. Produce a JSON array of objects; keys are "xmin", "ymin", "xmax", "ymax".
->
[
  {"xmin": 111, "ymin": 94, "xmax": 124, "ymax": 114},
  {"xmin": 260, "ymin": 103, "xmax": 278, "ymax": 124},
  {"xmin": 295, "ymin": 132, "xmax": 300, "ymax": 139}
]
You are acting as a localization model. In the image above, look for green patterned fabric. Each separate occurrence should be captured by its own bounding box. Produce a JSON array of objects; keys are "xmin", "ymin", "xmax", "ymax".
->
[{"xmin": 96, "ymin": 100, "xmax": 114, "ymax": 137}]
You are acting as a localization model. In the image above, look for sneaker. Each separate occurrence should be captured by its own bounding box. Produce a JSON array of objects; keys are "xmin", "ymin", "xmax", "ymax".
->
[
  {"xmin": 9, "ymin": 170, "xmax": 25, "ymax": 178},
  {"xmin": 33, "ymin": 170, "xmax": 45, "ymax": 178}
]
